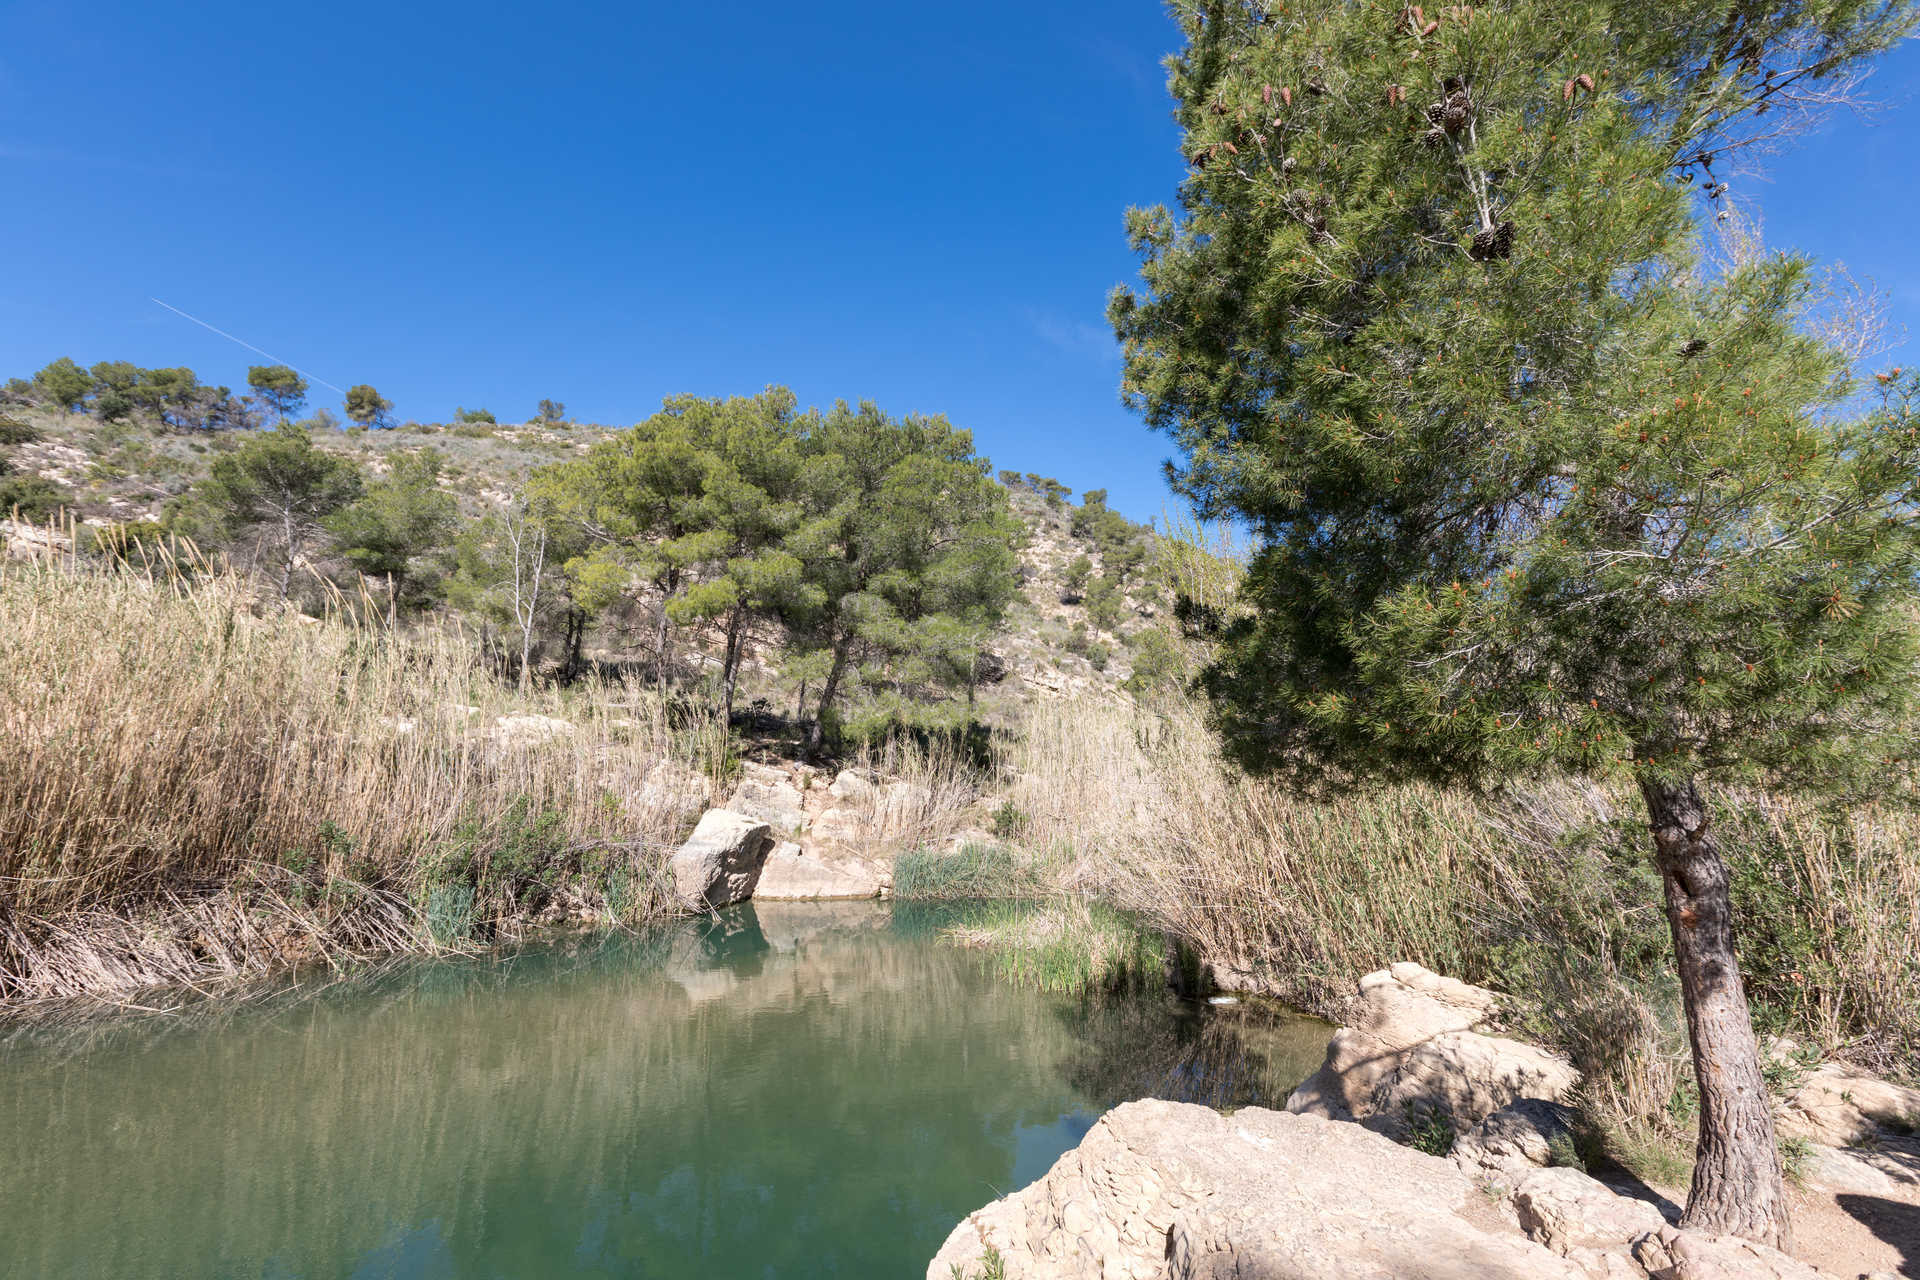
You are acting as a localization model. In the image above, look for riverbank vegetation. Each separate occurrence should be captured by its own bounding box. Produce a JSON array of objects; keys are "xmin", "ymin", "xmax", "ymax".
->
[{"xmin": 0, "ymin": 551, "xmax": 729, "ymax": 1002}]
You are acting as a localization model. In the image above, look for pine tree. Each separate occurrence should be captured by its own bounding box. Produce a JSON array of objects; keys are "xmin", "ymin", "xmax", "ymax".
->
[
  {"xmin": 1113, "ymin": 0, "xmax": 1919, "ymax": 1248},
  {"xmin": 328, "ymin": 448, "xmax": 458, "ymax": 609},
  {"xmin": 344, "ymin": 385, "xmax": 394, "ymax": 429},
  {"xmin": 247, "ymin": 365, "xmax": 308, "ymax": 421},
  {"xmin": 185, "ymin": 424, "xmax": 363, "ymax": 599},
  {"xmin": 785, "ymin": 401, "xmax": 1021, "ymax": 755}
]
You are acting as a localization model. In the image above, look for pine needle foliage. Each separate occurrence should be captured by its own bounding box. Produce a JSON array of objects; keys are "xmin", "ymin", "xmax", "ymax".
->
[{"xmin": 1113, "ymin": 0, "xmax": 1920, "ymax": 797}]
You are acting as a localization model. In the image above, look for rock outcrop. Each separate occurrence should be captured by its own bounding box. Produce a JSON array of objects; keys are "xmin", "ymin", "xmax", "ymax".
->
[
  {"xmin": 931, "ymin": 1100, "xmax": 1600, "ymax": 1279},
  {"xmin": 1285, "ymin": 962, "xmax": 1579, "ymax": 1144},
  {"xmin": 725, "ymin": 763, "xmax": 809, "ymax": 836},
  {"xmin": 669, "ymin": 810, "xmax": 774, "ymax": 909},
  {"xmin": 751, "ymin": 841, "xmax": 884, "ymax": 901},
  {"xmin": 1779, "ymin": 1061, "xmax": 1920, "ymax": 1147}
]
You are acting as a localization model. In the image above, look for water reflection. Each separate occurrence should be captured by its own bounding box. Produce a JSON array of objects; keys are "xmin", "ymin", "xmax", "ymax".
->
[{"xmin": 0, "ymin": 903, "xmax": 1328, "ymax": 1279}]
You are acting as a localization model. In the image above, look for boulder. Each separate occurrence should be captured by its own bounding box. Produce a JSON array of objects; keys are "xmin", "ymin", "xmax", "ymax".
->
[
  {"xmin": 928, "ymin": 1100, "xmax": 1597, "ymax": 1280},
  {"xmin": 1513, "ymin": 1166, "xmax": 1669, "ymax": 1252},
  {"xmin": 636, "ymin": 759, "xmax": 710, "ymax": 822},
  {"xmin": 726, "ymin": 770, "xmax": 807, "ymax": 836},
  {"xmin": 1630, "ymin": 1226, "xmax": 1829, "ymax": 1280},
  {"xmin": 806, "ymin": 805, "xmax": 869, "ymax": 855},
  {"xmin": 828, "ymin": 769, "xmax": 876, "ymax": 803},
  {"xmin": 1779, "ymin": 1062, "xmax": 1920, "ymax": 1147},
  {"xmin": 1453, "ymin": 1099, "xmax": 1581, "ymax": 1179},
  {"xmin": 669, "ymin": 810, "xmax": 774, "ymax": 909},
  {"xmin": 876, "ymin": 780, "xmax": 934, "ymax": 832},
  {"xmin": 1286, "ymin": 962, "xmax": 1578, "ymax": 1139},
  {"xmin": 752, "ymin": 842, "xmax": 883, "ymax": 901}
]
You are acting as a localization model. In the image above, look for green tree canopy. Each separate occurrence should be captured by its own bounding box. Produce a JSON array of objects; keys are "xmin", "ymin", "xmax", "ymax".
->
[
  {"xmin": 247, "ymin": 365, "xmax": 309, "ymax": 421},
  {"xmin": 784, "ymin": 400, "xmax": 1021, "ymax": 752},
  {"xmin": 327, "ymin": 448, "xmax": 458, "ymax": 609},
  {"xmin": 1112, "ymin": 0, "xmax": 1919, "ymax": 1249},
  {"xmin": 183, "ymin": 424, "xmax": 363, "ymax": 599},
  {"xmin": 344, "ymin": 384, "xmax": 394, "ymax": 429},
  {"xmin": 33, "ymin": 358, "xmax": 93, "ymax": 412}
]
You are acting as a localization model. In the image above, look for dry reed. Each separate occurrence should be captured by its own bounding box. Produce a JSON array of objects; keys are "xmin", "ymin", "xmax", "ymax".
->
[
  {"xmin": 1005, "ymin": 694, "xmax": 1920, "ymax": 1131},
  {"xmin": 0, "ymin": 552, "xmax": 726, "ymax": 1003}
]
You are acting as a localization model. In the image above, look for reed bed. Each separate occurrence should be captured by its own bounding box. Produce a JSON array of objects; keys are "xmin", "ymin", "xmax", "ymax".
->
[
  {"xmin": 0, "ymin": 554, "xmax": 727, "ymax": 1003},
  {"xmin": 1005, "ymin": 694, "xmax": 1920, "ymax": 1136}
]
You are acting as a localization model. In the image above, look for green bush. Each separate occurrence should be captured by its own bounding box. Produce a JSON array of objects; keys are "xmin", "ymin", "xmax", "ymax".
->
[
  {"xmin": 0, "ymin": 415, "xmax": 41, "ymax": 445},
  {"xmin": 0, "ymin": 474, "xmax": 70, "ymax": 521},
  {"xmin": 990, "ymin": 800, "xmax": 1028, "ymax": 841}
]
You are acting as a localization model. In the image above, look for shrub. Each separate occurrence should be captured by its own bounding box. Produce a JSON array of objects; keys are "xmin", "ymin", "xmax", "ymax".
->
[
  {"xmin": 0, "ymin": 415, "xmax": 40, "ymax": 445},
  {"xmin": 990, "ymin": 800, "xmax": 1028, "ymax": 841},
  {"xmin": 0, "ymin": 474, "xmax": 69, "ymax": 521}
]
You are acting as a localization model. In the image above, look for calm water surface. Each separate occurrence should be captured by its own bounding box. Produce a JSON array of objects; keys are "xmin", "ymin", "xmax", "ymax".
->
[{"xmin": 0, "ymin": 902, "xmax": 1329, "ymax": 1279}]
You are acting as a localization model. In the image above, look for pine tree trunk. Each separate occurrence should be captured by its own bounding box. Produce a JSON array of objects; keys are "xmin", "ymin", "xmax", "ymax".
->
[
  {"xmin": 805, "ymin": 640, "xmax": 850, "ymax": 759},
  {"xmin": 1639, "ymin": 774, "xmax": 1790, "ymax": 1252},
  {"xmin": 718, "ymin": 606, "xmax": 745, "ymax": 726}
]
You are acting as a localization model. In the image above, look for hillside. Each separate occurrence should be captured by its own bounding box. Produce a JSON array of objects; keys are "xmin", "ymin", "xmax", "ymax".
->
[{"xmin": 0, "ymin": 403, "xmax": 1189, "ymax": 731}]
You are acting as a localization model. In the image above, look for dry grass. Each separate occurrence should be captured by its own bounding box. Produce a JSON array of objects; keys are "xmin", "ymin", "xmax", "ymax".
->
[
  {"xmin": 0, "ymin": 551, "xmax": 728, "ymax": 1004},
  {"xmin": 1005, "ymin": 694, "xmax": 1920, "ymax": 1134}
]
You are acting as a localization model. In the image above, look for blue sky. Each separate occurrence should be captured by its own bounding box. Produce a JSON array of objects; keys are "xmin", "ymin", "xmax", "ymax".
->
[{"xmin": 1, "ymin": 3, "xmax": 1915, "ymax": 522}]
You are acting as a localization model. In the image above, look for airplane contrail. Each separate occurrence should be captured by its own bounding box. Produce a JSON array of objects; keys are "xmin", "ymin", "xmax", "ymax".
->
[{"xmin": 149, "ymin": 297, "xmax": 345, "ymax": 396}]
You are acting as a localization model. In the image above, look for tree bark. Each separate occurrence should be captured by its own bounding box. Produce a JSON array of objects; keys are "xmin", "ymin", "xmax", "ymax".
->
[
  {"xmin": 718, "ymin": 605, "xmax": 746, "ymax": 726},
  {"xmin": 1639, "ymin": 774, "xmax": 1790, "ymax": 1252},
  {"xmin": 804, "ymin": 639, "xmax": 851, "ymax": 759}
]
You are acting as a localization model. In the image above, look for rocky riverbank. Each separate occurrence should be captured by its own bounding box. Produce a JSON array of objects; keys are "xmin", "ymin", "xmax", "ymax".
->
[{"xmin": 931, "ymin": 963, "xmax": 1920, "ymax": 1280}]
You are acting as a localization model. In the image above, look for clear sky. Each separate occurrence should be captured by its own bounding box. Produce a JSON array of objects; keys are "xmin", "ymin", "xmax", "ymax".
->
[{"xmin": 1, "ymin": 3, "xmax": 1915, "ymax": 522}]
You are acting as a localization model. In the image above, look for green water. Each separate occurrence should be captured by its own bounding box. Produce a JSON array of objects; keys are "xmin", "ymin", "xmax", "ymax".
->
[{"xmin": 0, "ymin": 902, "xmax": 1331, "ymax": 1279}]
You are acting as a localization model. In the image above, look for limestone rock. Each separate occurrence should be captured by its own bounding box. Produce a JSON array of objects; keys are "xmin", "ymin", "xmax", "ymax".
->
[
  {"xmin": 669, "ymin": 810, "xmax": 774, "ymax": 909},
  {"xmin": 1513, "ymin": 1166, "xmax": 1668, "ymax": 1252},
  {"xmin": 928, "ymin": 1100, "xmax": 1596, "ymax": 1279},
  {"xmin": 1630, "ymin": 1225, "xmax": 1829, "ymax": 1280},
  {"xmin": 1779, "ymin": 1062, "xmax": 1920, "ymax": 1146},
  {"xmin": 806, "ymin": 806, "xmax": 869, "ymax": 855},
  {"xmin": 876, "ymin": 780, "xmax": 933, "ymax": 832},
  {"xmin": 828, "ymin": 769, "xmax": 875, "ymax": 803},
  {"xmin": 726, "ymin": 770, "xmax": 806, "ymax": 836},
  {"xmin": 752, "ymin": 842, "xmax": 883, "ymax": 901},
  {"xmin": 1452, "ymin": 1098, "xmax": 1580, "ymax": 1178},
  {"xmin": 1287, "ymin": 963, "xmax": 1577, "ymax": 1138},
  {"xmin": 636, "ymin": 759, "xmax": 710, "ymax": 822}
]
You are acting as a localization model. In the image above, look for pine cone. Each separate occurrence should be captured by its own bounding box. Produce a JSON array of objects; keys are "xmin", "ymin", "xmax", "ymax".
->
[
  {"xmin": 1421, "ymin": 126, "xmax": 1447, "ymax": 149},
  {"xmin": 1306, "ymin": 76, "xmax": 1328, "ymax": 96},
  {"xmin": 1469, "ymin": 220, "xmax": 1515, "ymax": 260},
  {"xmin": 1678, "ymin": 338, "xmax": 1709, "ymax": 358},
  {"xmin": 1280, "ymin": 156, "xmax": 1298, "ymax": 173}
]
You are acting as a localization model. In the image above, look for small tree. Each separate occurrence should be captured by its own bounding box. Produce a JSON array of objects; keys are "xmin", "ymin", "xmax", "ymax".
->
[
  {"xmin": 89, "ymin": 361, "xmax": 142, "ymax": 421},
  {"xmin": 535, "ymin": 399, "xmax": 566, "ymax": 426},
  {"xmin": 1062, "ymin": 554, "xmax": 1093, "ymax": 602},
  {"xmin": 455, "ymin": 406, "xmax": 496, "ymax": 425},
  {"xmin": 452, "ymin": 493, "xmax": 567, "ymax": 689},
  {"xmin": 344, "ymin": 384, "xmax": 394, "ymax": 429},
  {"xmin": 188, "ymin": 424, "xmax": 363, "ymax": 598},
  {"xmin": 328, "ymin": 448, "xmax": 458, "ymax": 609},
  {"xmin": 33, "ymin": 358, "xmax": 92, "ymax": 412},
  {"xmin": 1113, "ymin": 0, "xmax": 1920, "ymax": 1248},
  {"xmin": 247, "ymin": 365, "xmax": 308, "ymax": 421}
]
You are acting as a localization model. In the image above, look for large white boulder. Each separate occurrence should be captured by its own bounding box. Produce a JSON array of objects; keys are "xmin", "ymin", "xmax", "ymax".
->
[
  {"xmin": 669, "ymin": 810, "xmax": 774, "ymax": 909},
  {"xmin": 1286, "ymin": 962, "xmax": 1578, "ymax": 1141},
  {"xmin": 751, "ymin": 842, "xmax": 883, "ymax": 901}
]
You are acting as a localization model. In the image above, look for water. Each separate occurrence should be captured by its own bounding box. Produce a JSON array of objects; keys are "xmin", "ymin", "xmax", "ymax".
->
[{"xmin": 0, "ymin": 902, "xmax": 1331, "ymax": 1279}]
